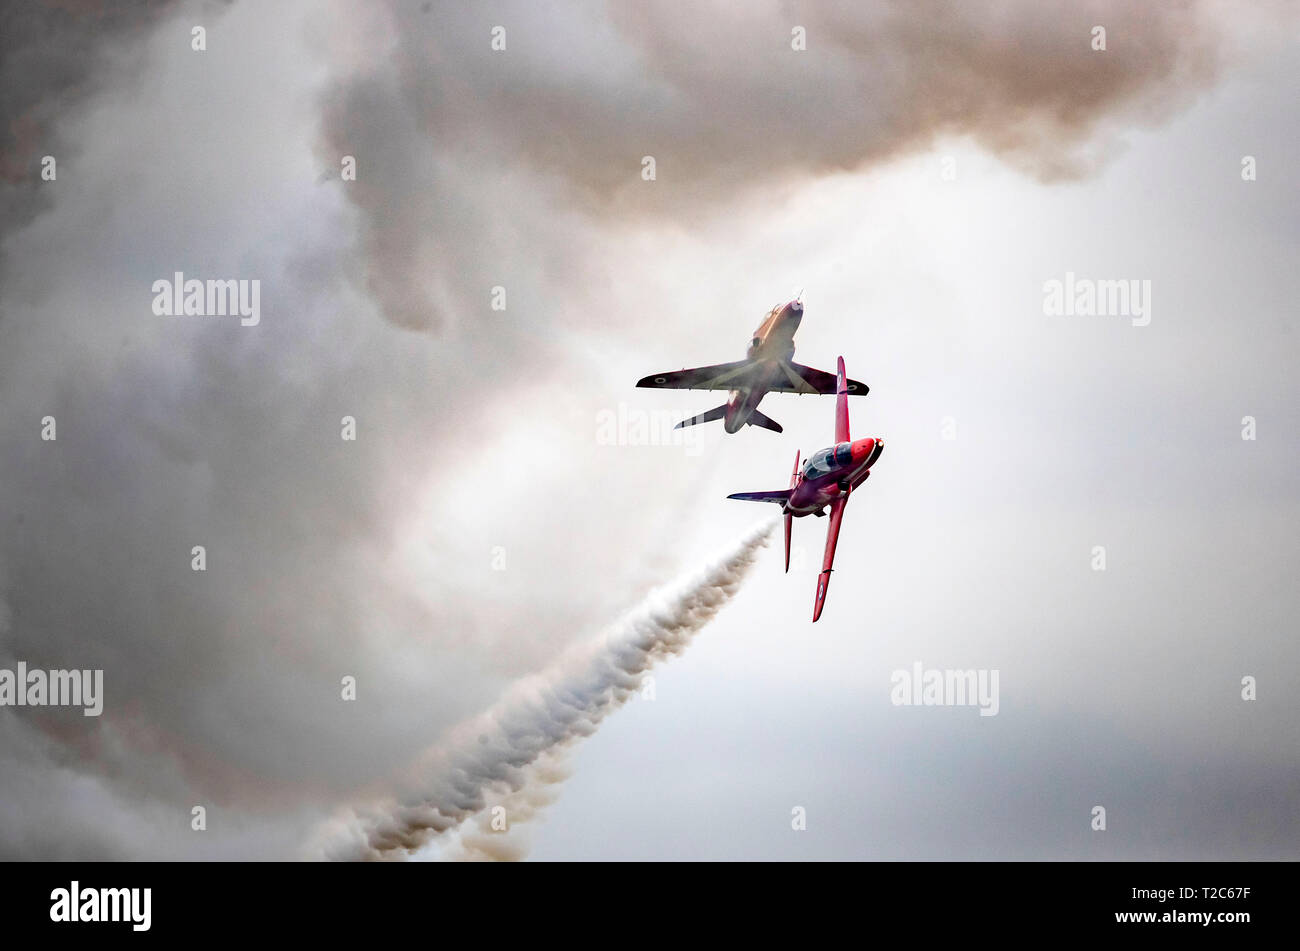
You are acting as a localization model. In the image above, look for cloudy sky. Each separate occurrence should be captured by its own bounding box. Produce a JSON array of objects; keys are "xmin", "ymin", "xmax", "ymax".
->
[{"xmin": 0, "ymin": 0, "xmax": 1296, "ymax": 860}]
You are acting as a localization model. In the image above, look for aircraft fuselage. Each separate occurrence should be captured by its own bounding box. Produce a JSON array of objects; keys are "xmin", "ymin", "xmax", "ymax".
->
[
  {"xmin": 724, "ymin": 301, "xmax": 803, "ymax": 432},
  {"xmin": 785, "ymin": 438, "xmax": 883, "ymax": 515}
]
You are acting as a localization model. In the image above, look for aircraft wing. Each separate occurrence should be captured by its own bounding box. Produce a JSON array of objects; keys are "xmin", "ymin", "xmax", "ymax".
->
[
  {"xmin": 768, "ymin": 362, "xmax": 869, "ymax": 396},
  {"xmin": 638, "ymin": 360, "xmax": 868, "ymax": 395},
  {"xmin": 813, "ymin": 494, "xmax": 848, "ymax": 622},
  {"xmin": 637, "ymin": 361, "xmax": 757, "ymax": 391}
]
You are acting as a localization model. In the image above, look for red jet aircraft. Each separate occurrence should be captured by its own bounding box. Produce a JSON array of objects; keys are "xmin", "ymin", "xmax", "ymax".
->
[
  {"xmin": 727, "ymin": 357, "xmax": 883, "ymax": 621},
  {"xmin": 636, "ymin": 296, "xmax": 868, "ymax": 434}
]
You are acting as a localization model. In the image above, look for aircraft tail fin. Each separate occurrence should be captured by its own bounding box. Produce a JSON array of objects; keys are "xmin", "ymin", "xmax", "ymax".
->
[
  {"xmin": 785, "ymin": 449, "xmax": 800, "ymax": 573},
  {"xmin": 674, "ymin": 403, "xmax": 728, "ymax": 429},
  {"xmin": 748, "ymin": 408, "xmax": 783, "ymax": 433},
  {"xmin": 834, "ymin": 356, "xmax": 851, "ymax": 443}
]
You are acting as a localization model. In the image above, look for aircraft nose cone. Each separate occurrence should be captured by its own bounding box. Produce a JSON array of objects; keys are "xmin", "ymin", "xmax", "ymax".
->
[
  {"xmin": 789, "ymin": 299, "xmax": 803, "ymax": 314},
  {"xmin": 850, "ymin": 437, "xmax": 879, "ymax": 462}
]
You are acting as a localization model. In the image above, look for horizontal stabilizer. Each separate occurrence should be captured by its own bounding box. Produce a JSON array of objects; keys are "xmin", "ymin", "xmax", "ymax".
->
[
  {"xmin": 726, "ymin": 489, "xmax": 792, "ymax": 505},
  {"xmin": 674, "ymin": 403, "xmax": 728, "ymax": 429},
  {"xmin": 748, "ymin": 409, "xmax": 783, "ymax": 433}
]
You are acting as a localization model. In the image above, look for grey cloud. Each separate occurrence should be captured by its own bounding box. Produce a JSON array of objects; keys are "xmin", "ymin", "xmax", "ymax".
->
[
  {"xmin": 320, "ymin": 0, "xmax": 1227, "ymax": 331},
  {"xmin": 0, "ymin": 1, "xmax": 182, "ymax": 235}
]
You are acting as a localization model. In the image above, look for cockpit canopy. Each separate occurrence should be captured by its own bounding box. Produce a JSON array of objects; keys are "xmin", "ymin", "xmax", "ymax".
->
[{"xmin": 802, "ymin": 442, "xmax": 853, "ymax": 479}]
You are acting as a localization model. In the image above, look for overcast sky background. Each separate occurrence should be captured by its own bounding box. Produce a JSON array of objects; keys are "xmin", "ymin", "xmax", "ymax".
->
[{"xmin": 0, "ymin": 0, "xmax": 1296, "ymax": 859}]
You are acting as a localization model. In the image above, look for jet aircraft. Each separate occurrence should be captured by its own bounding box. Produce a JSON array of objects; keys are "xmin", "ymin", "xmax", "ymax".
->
[
  {"xmin": 636, "ymin": 296, "xmax": 868, "ymax": 434},
  {"xmin": 726, "ymin": 357, "xmax": 883, "ymax": 621}
]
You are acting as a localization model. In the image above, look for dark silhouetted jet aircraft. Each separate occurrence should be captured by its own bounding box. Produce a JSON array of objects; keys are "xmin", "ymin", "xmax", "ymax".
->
[{"xmin": 636, "ymin": 296, "xmax": 868, "ymax": 434}]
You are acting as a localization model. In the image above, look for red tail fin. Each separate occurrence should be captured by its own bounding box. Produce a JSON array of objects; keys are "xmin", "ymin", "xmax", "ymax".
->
[
  {"xmin": 835, "ymin": 356, "xmax": 850, "ymax": 443},
  {"xmin": 784, "ymin": 450, "xmax": 800, "ymax": 573}
]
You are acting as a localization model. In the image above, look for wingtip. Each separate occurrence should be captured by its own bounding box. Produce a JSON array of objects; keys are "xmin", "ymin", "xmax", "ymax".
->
[{"xmin": 812, "ymin": 570, "xmax": 831, "ymax": 622}]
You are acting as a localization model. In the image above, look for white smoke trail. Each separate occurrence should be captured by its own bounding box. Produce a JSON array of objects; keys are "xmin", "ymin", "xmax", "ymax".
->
[{"xmin": 316, "ymin": 520, "xmax": 774, "ymax": 861}]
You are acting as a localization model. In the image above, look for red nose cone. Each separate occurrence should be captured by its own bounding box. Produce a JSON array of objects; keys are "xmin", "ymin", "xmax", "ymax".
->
[{"xmin": 850, "ymin": 438, "xmax": 877, "ymax": 462}]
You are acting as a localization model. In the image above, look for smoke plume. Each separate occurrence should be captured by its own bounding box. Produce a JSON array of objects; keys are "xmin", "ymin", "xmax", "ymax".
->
[{"xmin": 320, "ymin": 519, "xmax": 774, "ymax": 861}]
